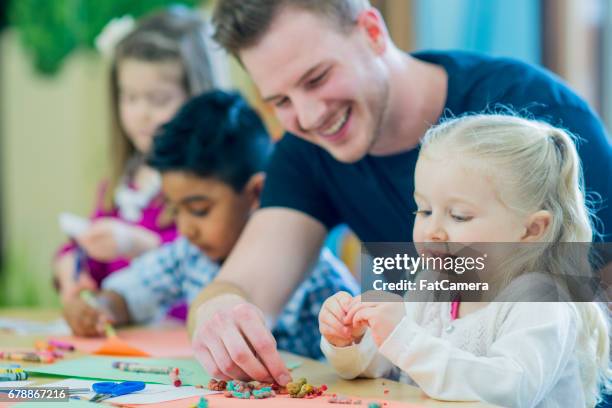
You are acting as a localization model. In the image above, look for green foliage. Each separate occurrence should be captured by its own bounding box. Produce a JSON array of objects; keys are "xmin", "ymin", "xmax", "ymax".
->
[
  {"xmin": 0, "ymin": 246, "xmax": 46, "ymax": 307},
  {"xmin": 8, "ymin": 0, "xmax": 202, "ymax": 75}
]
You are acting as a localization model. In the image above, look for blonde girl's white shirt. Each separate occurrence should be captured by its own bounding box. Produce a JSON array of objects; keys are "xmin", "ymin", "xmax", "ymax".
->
[{"xmin": 321, "ymin": 302, "xmax": 585, "ymax": 408}]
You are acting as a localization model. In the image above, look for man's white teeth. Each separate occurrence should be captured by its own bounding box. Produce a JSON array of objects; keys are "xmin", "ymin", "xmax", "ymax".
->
[{"xmin": 322, "ymin": 109, "xmax": 349, "ymax": 136}]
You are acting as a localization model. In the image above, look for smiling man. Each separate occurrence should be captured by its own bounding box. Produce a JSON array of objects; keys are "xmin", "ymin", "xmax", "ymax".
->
[{"xmin": 189, "ymin": 0, "xmax": 612, "ymax": 385}]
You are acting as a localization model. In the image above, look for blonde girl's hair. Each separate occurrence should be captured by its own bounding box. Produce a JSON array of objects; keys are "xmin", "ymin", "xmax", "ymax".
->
[
  {"xmin": 104, "ymin": 7, "xmax": 218, "ymax": 211},
  {"xmin": 420, "ymin": 114, "xmax": 610, "ymax": 406}
]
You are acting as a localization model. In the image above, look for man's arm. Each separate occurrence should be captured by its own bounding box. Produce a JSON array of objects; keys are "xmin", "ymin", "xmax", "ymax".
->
[{"xmin": 189, "ymin": 207, "xmax": 327, "ymax": 384}]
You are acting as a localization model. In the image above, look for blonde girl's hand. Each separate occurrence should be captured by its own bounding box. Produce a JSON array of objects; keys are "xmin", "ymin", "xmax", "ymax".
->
[
  {"xmin": 344, "ymin": 291, "xmax": 406, "ymax": 347},
  {"xmin": 319, "ymin": 291, "xmax": 366, "ymax": 347}
]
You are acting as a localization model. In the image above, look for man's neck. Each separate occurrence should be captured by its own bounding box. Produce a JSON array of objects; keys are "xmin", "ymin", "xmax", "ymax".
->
[{"xmin": 369, "ymin": 51, "xmax": 448, "ymax": 156}]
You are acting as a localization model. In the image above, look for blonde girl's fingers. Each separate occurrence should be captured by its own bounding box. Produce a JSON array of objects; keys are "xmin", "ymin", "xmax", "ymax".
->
[
  {"xmin": 319, "ymin": 306, "xmax": 351, "ymax": 338},
  {"xmin": 319, "ymin": 322, "xmax": 352, "ymax": 345},
  {"xmin": 319, "ymin": 323, "xmax": 353, "ymax": 343},
  {"xmin": 334, "ymin": 291, "xmax": 354, "ymax": 313},
  {"xmin": 346, "ymin": 294, "xmax": 364, "ymax": 314},
  {"xmin": 345, "ymin": 301, "xmax": 376, "ymax": 325},
  {"xmin": 319, "ymin": 313, "xmax": 351, "ymax": 339},
  {"xmin": 343, "ymin": 300, "xmax": 366, "ymax": 324},
  {"xmin": 352, "ymin": 306, "xmax": 377, "ymax": 328},
  {"xmin": 327, "ymin": 296, "xmax": 351, "ymax": 323}
]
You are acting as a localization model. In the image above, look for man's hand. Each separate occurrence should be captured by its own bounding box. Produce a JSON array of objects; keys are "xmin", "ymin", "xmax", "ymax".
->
[
  {"xmin": 319, "ymin": 291, "xmax": 366, "ymax": 347},
  {"xmin": 344, "ymin": 292, "xmax": 406, "ymax": 346},
  {"xmin": 191, "ymin": 295, "xmax": 292, "ymax": 385}
]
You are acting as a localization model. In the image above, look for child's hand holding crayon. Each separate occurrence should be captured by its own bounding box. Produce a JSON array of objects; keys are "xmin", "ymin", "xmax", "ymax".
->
[
  {"xmin": 62, "ymin": 293, "xmax": 114, "ymax": 337},
  {"xmin": 318, "ymin": 291, "xmax": 367, "ymax": 347},
  {"xmin": 62, "ymin": 290, "xmax": 129, "ymax": 337}
]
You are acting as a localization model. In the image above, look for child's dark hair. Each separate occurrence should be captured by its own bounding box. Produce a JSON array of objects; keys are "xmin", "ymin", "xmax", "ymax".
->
[{"xmin": 148, "ymin": 90, "xmax": 272, "ymax": 192}]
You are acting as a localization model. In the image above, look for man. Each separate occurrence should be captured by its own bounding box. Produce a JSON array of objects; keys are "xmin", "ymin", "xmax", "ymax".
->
[{"xmin": 189, "ymin": 0, "xmax": 612, "ymax": 385}]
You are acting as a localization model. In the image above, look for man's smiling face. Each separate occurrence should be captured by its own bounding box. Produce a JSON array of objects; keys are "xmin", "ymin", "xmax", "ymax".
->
[{"xmin": 241, "ymin": 7, "xmax": 390, "ymax": 163}]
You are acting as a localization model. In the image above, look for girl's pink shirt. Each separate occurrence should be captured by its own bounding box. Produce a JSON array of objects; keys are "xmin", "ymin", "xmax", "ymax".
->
[{"xmin": 56, "ymin": 181, "xmax": 178, "ymax": 286}]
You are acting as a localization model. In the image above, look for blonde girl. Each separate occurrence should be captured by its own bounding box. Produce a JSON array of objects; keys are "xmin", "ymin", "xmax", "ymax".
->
[{"xmin": 319, "ymin": 114, "xmax": 610, "ymax": 407}]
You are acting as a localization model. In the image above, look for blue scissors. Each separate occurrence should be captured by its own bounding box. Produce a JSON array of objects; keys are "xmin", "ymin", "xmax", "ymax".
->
[{"xmin": 90, "ymin": 381, "xmax": 145, "ymax": 402}]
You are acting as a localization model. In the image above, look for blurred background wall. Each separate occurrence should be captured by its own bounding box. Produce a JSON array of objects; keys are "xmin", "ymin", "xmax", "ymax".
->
[{"xmin": 0, "ymin": 0, "xmax": 610, "ymax": 307}]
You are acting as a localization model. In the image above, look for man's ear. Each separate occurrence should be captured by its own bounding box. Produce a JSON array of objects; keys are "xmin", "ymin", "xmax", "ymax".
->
[
  {"xmin": 243, "ymin": 172, "xmax": 266, "ymax": 212},
  {"xmin": 356, "ymin": 8, "xmax": 388, "ymax": 54},
  {"xmin": 521, "ymin": 210, "xmax": 552, "ymax": 242}
]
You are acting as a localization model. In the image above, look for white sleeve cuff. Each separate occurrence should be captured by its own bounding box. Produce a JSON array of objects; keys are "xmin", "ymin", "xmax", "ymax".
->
[{"xmin": 320, "ymin": 330, "xmax": 379, "ymax": 379}]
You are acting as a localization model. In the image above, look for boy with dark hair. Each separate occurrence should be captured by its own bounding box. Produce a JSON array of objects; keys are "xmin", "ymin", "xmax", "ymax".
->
[{"xmin": 62, "ymin": 90, "xmax": 357, "ymax": 364}]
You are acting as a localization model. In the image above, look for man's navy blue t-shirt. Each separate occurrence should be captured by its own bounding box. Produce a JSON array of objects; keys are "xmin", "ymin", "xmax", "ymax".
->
[{"xmin": 261, "ymin": 50, "xmax": 612, "ymax": 242}]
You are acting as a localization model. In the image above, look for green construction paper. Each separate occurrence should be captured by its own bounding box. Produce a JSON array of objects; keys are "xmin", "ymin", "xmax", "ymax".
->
[{"xmin": 25, "ymin": 356, "xmax": 210, "ymax": 386}]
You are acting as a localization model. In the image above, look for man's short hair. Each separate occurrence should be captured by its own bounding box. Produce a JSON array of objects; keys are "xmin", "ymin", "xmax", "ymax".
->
[{"xmin": 212, "ymin": 0, "xmax": 371, "ymax": 57}]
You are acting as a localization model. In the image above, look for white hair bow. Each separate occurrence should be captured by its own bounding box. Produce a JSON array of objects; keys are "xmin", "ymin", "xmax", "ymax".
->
[{"xmin": 95, "ymin": 15, "xmax": 136, "ymax": 58}]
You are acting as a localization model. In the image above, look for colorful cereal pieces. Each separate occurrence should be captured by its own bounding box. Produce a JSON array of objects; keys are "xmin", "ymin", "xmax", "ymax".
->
[
  {"xmin": 207, "ymin": 378, "xmax": 227, "ymax": 391},
  {"xmin": 252, "ymin": 387, "xmax": 274, "ymax": 399},
  {"xmin": 287, "ymin": 378, "xmax": 326, "ymax": 398},
  {"xmin": 222, "ymin": 379, "xmax": 276, "ymax": 399},
  {"xmin": 210, "ymin": 377, "xmax": 325, "ymax": 400}
]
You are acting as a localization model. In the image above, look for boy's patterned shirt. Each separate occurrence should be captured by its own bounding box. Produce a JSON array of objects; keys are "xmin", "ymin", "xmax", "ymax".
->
[{"xmin": 103, "ymin": 237, "xmax": 358, "ymax": 360}]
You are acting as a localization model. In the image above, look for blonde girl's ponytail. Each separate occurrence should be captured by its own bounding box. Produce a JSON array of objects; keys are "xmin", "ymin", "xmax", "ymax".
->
[{"xmin": 545, "ymin": 128, "xmax": 592, "ymax": 242}]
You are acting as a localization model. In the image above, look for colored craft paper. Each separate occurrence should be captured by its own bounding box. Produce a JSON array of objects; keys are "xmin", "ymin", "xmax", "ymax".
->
[
  {"xmin": 53, "ymin": 326, "xmax": 192, "ymax": 358},
  {"xmin": 25, "ymin": 356, "xmax": 210, "ymax": 386},
  {"xmin": 42, "ymin": 378, "xmax": 218, "ymax": 404},
  {"xmin": 92, "ymin": 335, "xmax": 150, "ymax": 357}
]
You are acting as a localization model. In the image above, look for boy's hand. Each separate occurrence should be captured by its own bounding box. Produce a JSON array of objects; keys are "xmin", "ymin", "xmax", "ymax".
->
[
  {"xmin": 62, "ymin": 296, "xmax": 114, "ymax": 337},
  {"xmin": 319, "ymin": 291, "xmax": 366, "ymax": 347},
  {"xmin": 344, "ymin": 292, "xmax": 405, "ymax": 346}
]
